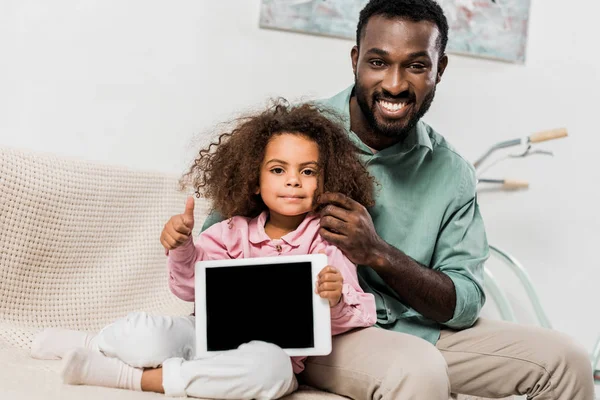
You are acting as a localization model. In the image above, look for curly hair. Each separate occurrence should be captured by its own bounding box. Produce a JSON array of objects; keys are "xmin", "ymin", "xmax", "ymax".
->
[
  {"xmin": 356, "ymin": 0, "xmax": 449, "ymax": 56},
  {"xmin": 181, "ymin": 100, "xmax": 375, "ymax": 219}
]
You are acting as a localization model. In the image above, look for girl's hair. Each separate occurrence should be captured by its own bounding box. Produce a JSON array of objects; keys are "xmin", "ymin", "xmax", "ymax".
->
[{"xmin": 181, "ymin": 99, "xmax": 375, "ymax": 219}]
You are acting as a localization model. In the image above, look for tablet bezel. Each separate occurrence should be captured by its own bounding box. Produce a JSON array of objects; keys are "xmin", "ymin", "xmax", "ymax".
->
[{"xmin": 194, "ymin": 253, "xmax": 332, "ymax": 358}]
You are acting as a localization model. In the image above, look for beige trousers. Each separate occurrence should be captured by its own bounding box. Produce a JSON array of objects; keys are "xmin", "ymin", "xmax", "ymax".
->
[{"xmin": 301, "ymin": 318, "xmax": 594, "ymax": 400}]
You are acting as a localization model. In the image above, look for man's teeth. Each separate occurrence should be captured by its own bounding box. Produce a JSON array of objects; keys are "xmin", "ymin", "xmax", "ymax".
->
[{"xmin": 379, "ymin": 100, "xmax": 406, "ymax": 111}]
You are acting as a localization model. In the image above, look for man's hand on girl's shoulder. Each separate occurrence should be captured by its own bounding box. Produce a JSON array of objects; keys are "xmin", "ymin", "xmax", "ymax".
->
[{"xmin": 318, "ymin": 192, "xmax": 385, "ymax": 267}]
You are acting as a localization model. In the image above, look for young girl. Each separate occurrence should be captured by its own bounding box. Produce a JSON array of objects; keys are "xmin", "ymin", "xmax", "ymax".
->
[{"xmin": 31, "ymin": 101, "xmax": 377, "ymax": 399}]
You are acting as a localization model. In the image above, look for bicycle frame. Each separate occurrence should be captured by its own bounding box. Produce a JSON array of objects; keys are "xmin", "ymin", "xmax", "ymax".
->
[{"xmin": 474, "ymin": 128, "xmax": 599, "ymax": 381}]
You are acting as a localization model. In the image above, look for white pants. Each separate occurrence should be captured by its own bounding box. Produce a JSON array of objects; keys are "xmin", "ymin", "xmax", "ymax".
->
[{"xmin": 97, "ymin": 312, "xmax": 297, "ymax": 399}]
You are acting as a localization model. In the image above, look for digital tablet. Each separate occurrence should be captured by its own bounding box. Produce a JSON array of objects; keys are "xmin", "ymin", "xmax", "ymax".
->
[{"xmin": 194, "ymin": 254, "xmax": 332, "ymax": 358}]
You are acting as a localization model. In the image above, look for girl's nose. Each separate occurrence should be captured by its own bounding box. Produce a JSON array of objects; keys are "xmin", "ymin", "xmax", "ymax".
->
[{"xmin": 286, "ymin": 175, "xmax": 301, "ymax": 187}]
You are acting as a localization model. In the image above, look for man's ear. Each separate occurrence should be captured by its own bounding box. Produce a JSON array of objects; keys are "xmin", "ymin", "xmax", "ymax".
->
[
  {"xmin": 351, "ymin": 46, "xmax": 359, "ymax": 76},
  {"xmin": 436, "ymin": 54, "xmax": 449, "ymax": 84}
]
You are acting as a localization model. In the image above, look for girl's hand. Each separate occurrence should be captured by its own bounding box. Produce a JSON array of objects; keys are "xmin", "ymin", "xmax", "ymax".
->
[
  {"xmin": 316, "ymin": 266, "xmax": 343, "ymax": 307},
  {"xmin": 160, "ymin": 197, "xmax": 195, "ymax": 254}
]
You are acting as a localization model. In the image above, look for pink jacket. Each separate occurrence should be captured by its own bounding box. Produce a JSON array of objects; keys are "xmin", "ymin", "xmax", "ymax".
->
[{"xmin": 167, "ymin": 211, "xmax": 376, "ymax": 374}]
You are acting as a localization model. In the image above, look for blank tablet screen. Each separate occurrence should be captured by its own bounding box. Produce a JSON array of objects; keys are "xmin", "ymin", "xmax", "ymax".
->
[{"xmin": 204, "ymin": 261, "xmax": 314, "ymax": 351}]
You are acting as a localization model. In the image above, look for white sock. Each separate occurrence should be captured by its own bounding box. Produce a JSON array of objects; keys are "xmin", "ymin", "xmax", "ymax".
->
[
  {"xmin": 31, "ymin": 328, "xmax": 99, "ymax": 360},
  {"xmin": 61, "ymin": 348, "xmax": 142, "ymax": 391}
]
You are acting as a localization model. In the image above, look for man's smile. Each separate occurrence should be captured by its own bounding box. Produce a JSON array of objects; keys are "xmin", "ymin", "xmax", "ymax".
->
[{"xmin": 376, "ymin": 99, "xmax": 411, "ymax": 119}]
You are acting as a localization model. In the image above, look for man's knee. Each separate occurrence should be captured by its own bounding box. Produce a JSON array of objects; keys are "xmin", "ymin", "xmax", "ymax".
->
[
  {"xmin": 546, "ymin": 331, "xmax": 593, "ymax": 383},
  {"xmin": 302, "ymin": 327, "xmax": 449, "ymax": 399},
  {"xmin": 383, "ymin": 339, "xmax": 450, "ymax": 398},
  {"xmin": 98, "ymin": 312, "xmax": 195, "ymax": 368},
  {"xmin": 343, "ymin": 328, "xmax": 449, "ymax": 398}
]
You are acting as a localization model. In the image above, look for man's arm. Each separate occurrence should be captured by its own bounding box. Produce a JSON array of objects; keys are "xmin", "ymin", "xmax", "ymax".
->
[
  {"xmin": 369, "ymin": 242, "xmax": 455, "ymax": 323},
  {"xmin": 318, "ymin": 191, "xmax": 487, "ymax": 327},
  {"xmin": 318, "ymin": 193, "xmax": 455, "ymax": 323}
]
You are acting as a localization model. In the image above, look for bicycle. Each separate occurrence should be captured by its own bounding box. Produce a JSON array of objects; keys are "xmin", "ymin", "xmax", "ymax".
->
[{"xmin": 472, "ymin": 127, "xmax": 600, "ymax": 384}]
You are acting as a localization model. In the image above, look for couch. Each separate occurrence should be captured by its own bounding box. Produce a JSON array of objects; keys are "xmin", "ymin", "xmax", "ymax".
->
[{"xmin": 0, "ymin": 145, "xmax": 502, "ymax": 400}]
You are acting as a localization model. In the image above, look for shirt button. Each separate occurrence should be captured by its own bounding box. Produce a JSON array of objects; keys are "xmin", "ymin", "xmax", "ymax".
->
[{"xmin": 275, "ymin": 244, "xmax": 282, "ymax": 253}]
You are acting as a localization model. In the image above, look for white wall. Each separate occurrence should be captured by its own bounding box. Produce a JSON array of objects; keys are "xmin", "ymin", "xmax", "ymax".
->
[{"xmin": 1, "ymin": 1, "xmax": 598, "ymax": 353}]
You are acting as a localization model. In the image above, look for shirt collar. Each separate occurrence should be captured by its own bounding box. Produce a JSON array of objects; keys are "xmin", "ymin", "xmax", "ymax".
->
[
  {"xmin": 321, "ymin": 84, "xmax": 433, "ymax": 155},
  {"xmin": 248, "ymin": 211, "xmax": 318, "ymax": 246}
]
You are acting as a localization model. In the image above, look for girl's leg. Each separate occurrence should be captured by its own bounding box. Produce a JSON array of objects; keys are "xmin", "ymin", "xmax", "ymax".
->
[
  {"xmin": 61, "ymin": 348, "xmax": 143, "ymax": 391},
  {"xmin": 96, "ymin": 311, "xmax": 195, "ymax": 368},
  {"xmin": 141, "ymin": 367, "xmax": 164, "ymax": 393},
  {"xmin": 31, "ymin": 328, "xmax": 98, "ymax": 360},
  {"xmin": 62, "ymin": 341, "xmax": 296, "ymax": 400},
  {"xmin": 160, "ymin": 341, "xmax": 297, "ymax": 400},
  {"xmin": 31, "ymin": 312, "xmax": 195, "ymax": 368}
]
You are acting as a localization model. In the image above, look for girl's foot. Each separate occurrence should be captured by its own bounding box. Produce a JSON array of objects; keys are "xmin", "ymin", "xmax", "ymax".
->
[
  {"xmin": 31, "ymin": 328, "xmax": 98, "ymax": 360},
  {"xmin": 61, "ymin": 348, "xmax": 142, "ymax": 391}
]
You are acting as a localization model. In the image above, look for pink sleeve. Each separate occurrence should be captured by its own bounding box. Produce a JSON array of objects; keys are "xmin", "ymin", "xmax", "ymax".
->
[
  {"xmin": 311, "ymin": 240, "xmax": 377, "ymax": 336},
  {"xmin": 167, "ymin": 221, "xmax": 231, "ymax": 302}
]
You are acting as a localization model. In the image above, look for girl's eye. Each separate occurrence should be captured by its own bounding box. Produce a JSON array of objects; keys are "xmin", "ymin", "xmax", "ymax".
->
[
  {"xmin": 301, "ymin": 169, "xmax": 316, "ymax": 176},
  {"xmin": 271, "ymin": 168, "xmax": 284, "ymax": 174}
]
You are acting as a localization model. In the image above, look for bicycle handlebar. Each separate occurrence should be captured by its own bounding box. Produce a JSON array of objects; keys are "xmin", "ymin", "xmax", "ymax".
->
[
  {"xmin": 528, "ymin": 128, "xmax": 568, "ymax": 143},
  {"xmin": 478, "ymin": 178, "xmax": 530, "ymax": 190},
  {"xmin": 502, "ymin": 179, "xmax": 530, "ymax": 190},
  {"xmin": 475, "ymin": 127, "xmax": 568, "ymax": 170}
]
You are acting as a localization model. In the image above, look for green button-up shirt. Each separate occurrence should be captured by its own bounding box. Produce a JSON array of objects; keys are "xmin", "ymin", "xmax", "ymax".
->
[{"xmin": 202, "ymin": 85, "xmax": 489, "ymax": 344}]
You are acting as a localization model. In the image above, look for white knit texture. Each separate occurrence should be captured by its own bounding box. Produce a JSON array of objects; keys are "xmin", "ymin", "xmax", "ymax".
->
[{"xmin": 0, "ymin": 146, "xmax": 206, "ymax": 349}]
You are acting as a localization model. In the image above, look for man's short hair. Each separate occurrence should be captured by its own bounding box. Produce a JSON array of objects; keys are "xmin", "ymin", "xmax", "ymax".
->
[{"xmin": 356, "ymin": 0, "xmax": 449, "ymax": 56}]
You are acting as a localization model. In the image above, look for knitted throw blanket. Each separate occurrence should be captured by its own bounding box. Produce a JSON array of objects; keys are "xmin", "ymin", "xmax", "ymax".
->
[{"xmin": 0, "ymin": 147, "xmax": 206, "ymax": 350}]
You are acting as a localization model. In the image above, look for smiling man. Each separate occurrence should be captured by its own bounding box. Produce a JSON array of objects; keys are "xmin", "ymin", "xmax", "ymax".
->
[
  {"xmin": 350, "ymin": 14, "xmax": 445, "ymax": 151},
  {"xmin": 295, "ymin": 0, "xmax": 595, "ymax": 399}
]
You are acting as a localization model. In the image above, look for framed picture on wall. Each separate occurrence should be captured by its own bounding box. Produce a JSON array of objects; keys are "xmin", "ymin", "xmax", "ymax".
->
[{"xmin": 259, "ymin": 0, "xmax": 532, "ymax": 64}]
